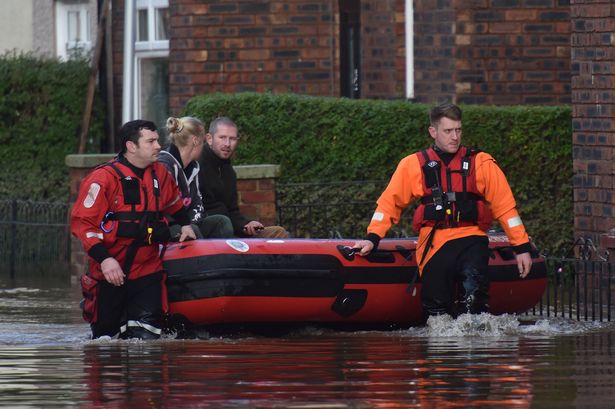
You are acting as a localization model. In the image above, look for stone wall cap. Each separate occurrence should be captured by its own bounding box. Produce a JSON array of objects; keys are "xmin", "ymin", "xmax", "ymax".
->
[
  {"xmin": 66, "ymin": 155, "xmax": 281, "ymax": 180},
  {"xmin": 234, "ymin": 164, "xmax": 281, "ymax": 179},
  {"xmin": 65, "ymin": 154, "xmax": 116, "ymax": 168}
]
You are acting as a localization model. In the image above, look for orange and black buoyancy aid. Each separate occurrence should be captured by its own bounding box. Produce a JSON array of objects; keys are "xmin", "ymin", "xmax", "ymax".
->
[{"xmin": 411, "ymin": 146, "xmax": 493, "ymax": 232}]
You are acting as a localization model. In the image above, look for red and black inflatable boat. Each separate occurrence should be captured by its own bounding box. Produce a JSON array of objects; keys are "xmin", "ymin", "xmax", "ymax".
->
[{"xmin": 162, "ymin": 234, "xmax": 547, "ymax": 330}]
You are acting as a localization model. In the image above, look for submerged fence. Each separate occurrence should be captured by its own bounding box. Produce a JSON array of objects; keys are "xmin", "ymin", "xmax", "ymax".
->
[
  {"xmin": 1, "ymin": 194, "xmax": 614, "ymax": 322},
  {"xmin": 528, "ymin": 250, "xmax": 614, "ymax": 322},
  {"xmin": 0, "ymin": 199, "xmax": 71, "ymax": 277}
]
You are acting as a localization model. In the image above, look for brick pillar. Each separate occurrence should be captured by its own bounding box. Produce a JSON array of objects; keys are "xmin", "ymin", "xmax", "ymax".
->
[
  {"xmin": 570, "ymin": 2, "xmax": 615, "ymax": 244},
  {"xmin": 235, "ymin": 164, "xmax": 281, "ymax": 226},
  {"xmin": 600, "ymin": 229, "xmax": 615, "ymax": 262},
  {"xmin": 66, "ymin": 155, "xmax": 282, "ymax": 276}
]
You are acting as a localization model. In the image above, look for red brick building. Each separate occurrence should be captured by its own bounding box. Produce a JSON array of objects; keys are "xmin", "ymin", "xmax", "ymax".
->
[
  {"xmin": 103, "ymin": 0, "xmax": 614, "ymax": 245},
  {"xmin": 110, "ymin": 0, "xmax": 571, "ymax": 117}
]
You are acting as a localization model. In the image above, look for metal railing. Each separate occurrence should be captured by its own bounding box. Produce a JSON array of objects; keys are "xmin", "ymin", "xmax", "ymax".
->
[
  {"xmin": 527, "ymin": 239, "xmax": 613, "ymax": 322},
  {"xmin": 276, "ymin": 179, "xmax": 416, "ymax": 238},
  {"xmin": 2, "ymin": 194, "xmax": 614, "ymax": 322},
  {"xmin": 0, "ymin": 199, "xmax": 71, "ymax": 277}
]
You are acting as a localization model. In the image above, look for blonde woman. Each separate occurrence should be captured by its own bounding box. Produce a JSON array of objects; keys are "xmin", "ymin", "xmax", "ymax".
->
[{"xmin": 160, "ymin": 116, "xmax": 232, "ymax": 239}]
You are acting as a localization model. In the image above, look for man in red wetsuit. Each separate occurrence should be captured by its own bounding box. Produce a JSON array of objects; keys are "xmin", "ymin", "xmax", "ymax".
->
[
  {"xmin": 352, "ymin": 103, "xmax": 532, "ymax": 320},
  {"xmin": 71, "ymin": 120, "xmax": 196, "ymax": 339}
]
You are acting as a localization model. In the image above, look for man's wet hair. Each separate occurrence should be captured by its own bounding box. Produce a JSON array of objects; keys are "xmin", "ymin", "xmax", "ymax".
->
[
  {"xmin": 430, "ymin": 103, "xmax": 462, "ymax": 127},
  {"xmin": 118, "ymin": 120, "xmax": 157, "ymax": 154}
]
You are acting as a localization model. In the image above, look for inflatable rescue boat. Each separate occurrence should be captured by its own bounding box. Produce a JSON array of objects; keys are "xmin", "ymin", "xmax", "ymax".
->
[{"xmin": 162, "ymin": 234, "xmax": 547, "ymax": 330}]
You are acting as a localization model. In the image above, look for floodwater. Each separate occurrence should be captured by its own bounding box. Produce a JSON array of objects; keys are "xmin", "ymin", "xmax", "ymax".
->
[{"xmin": 1, "ymin": 271, "xmax": 614, "ymax": 408}]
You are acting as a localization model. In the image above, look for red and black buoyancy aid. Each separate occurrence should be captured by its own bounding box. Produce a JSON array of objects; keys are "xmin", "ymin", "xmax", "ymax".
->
[
  {"xmin": 99, "ymin": 159, "xmax": 169, "ymax": 273},
  {"xmin": 411, "ymin": 146, "xmax": 493, "ymax": 232}
]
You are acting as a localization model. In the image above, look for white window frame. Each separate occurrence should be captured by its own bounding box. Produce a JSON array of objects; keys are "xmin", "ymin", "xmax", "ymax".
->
[
  {"xmin": 135, "ymin": 0, "xmax": 169, "ymax": 52},
  {"xmin": 55, "ymin": 0, "xmax": 93, "ymax": 60},
  {"xmin": 123, "ymin": 0, "xmax": 169, "ymax": 123}
]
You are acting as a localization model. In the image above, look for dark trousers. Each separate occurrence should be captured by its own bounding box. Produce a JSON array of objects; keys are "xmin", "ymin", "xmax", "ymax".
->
[
  {"xmin": 420, "ymin": 235, "xmax": 490, "ymax": 319},
  {"xmin": 91, "ymin": 271, "xmax": 165, "ymax": 339}
]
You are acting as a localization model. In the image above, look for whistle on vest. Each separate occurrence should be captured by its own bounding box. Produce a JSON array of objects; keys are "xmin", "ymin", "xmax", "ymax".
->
[{"xmin": 147, "ymin": 227, "xmax": 153, "ymax": 245}]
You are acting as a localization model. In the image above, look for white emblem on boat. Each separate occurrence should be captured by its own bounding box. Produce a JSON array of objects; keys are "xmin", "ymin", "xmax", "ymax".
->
[{"xmin": 226, "ymin": 239, "xmax": 249, "ymax": 252}]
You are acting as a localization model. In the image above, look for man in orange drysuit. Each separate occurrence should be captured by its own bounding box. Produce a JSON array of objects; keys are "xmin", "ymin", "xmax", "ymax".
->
[
  {"xmin": 352, "ymin": 103, "xmax": 532, "ymax": 319},
  {"xmin": 71, "ymin": 120, "xmax": 196, "ymax": 339}
]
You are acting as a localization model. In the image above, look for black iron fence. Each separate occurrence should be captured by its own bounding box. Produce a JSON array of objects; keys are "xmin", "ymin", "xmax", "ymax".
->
[
  {"xmin": 2, "ymin": 191, "xmax": 614, "ymax": 322},
  {"xmin": 276, "ymin": 180, "xmax": 416, "ymax": 239},
  {"xmin": 0, "ymin": 199, "xmax": 71, "ymax": 277},
  {"xmin": 527, "ymin": 240, "xmax": 613, "ymax": 322}
]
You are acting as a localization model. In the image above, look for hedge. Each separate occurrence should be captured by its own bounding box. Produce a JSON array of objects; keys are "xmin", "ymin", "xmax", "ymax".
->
[
  {"xmin": 184, "ymin": 92, "xmax": 573, "ymax": 254},
  {"xmin": 0, "ymin": 52, "xmax": 104, "ymax": 201}
]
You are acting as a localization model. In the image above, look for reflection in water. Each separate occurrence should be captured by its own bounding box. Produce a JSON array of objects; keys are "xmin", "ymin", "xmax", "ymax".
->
[
  {"xmin": 0, "ymin": 273, "xmax": 615, "ymax": 408},
  {"xmin": 81, "ymin": 335, "xmax": 533, "ymax": 408}
]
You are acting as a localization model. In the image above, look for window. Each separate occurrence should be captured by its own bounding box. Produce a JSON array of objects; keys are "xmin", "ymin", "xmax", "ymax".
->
[
  {"xmin": 124, "ymin": 0, "xmax": 170, "ymax": 130},
  {"xmin": 55, "ymin": 0, "xmax": 93, "ymax": 60},
  {"xmin": 136, "ymin": 56, "xmax": 169, "ymax": 132},
  {"xmin": 135, "ymin": 0, "xmax": 169, "ymax": 50}
]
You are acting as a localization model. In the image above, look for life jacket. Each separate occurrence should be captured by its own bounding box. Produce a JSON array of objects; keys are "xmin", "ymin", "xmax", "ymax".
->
[
  {"xmin": 411, "ymin": 146, "xmax": 493, "ymax": 232},
  {"xmin": 98, "ymin": 159, "xmax": 168, "ymax": 273}
]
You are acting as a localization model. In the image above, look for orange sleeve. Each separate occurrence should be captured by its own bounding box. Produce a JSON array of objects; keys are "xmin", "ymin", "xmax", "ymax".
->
[
  {"xmin": 475, "ymin": 152, "xmax": 529, "ymax": 247},
  {"xmin": 367, "ymin": 154, "xmax": 425, "ymax": 238}
]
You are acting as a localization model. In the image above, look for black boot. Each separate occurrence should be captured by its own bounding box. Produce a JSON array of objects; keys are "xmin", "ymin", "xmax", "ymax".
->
[{"xmin": 459, "ymin": 265, "xmax": 489, "ymax": 314}]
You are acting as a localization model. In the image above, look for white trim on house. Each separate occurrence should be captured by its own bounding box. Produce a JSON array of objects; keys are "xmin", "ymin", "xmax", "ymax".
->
[
  {"xmin": 122, "ymin": 0, "xmax": 136, "ymax": 124},
  {"xmin": 405, "ymin": 0, "xmax": 414, "ymax": 100},
  {"xmin": 55, "ymin": 0, "xmax": 93, "ymax": 60}
]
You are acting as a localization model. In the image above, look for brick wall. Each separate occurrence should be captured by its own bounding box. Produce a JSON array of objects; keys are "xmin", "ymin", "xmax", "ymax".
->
[
  {"xmin": 111, "ymin": 0, "xmax": 125, "ymax": 134},
  {"xmin": 413, "ymin": 0, "xmax": 571, "ymax": 105},
  {"xmin": 457, "ymin": 0, "xmax": 571, "ymax": 105},
  {"xmin": 413, "ymin": 0, "xmax": 457, "ymax": 103},
  {"xmin": 169, "ymin": 1, "xmax": 341, "ymax": 113},
  {"xmin": 571, "ymin": 1, "xmax": 615, "ymax": 243},
  {"xmin": 110, "ymin": 1, "xmax": 573, "ymax": 115},
  {"xmin": 360, "ymin": 0, "xmax": 405, "ymax": 99}
]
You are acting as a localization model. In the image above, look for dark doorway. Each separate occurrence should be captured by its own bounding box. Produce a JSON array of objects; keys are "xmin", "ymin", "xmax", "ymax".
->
[{"xmin": 340, "ymin": 0, "xmax": 361, "ymax": 98}]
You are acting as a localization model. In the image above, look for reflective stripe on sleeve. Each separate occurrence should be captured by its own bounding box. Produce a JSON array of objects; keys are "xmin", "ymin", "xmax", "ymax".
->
[
  {"xmin": 507, "ymin": 216, "xmax": 523, "ymax": 228},
  {"xmin": 86, "ymin": 232, "xmax": 104, "ymax": 239},
  {"xmin": 371, "ymin": 211, "xmax": 384, "ymax": 222}
]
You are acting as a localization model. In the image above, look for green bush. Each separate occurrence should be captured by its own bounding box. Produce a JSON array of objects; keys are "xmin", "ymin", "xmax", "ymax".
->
[
  {"xmin": 0, "ymin": 52, "xmax": 104, "ymax": 201},
  {"xmin": 185, "ymin": 92, "xmax": 572, "ymax": 253}
]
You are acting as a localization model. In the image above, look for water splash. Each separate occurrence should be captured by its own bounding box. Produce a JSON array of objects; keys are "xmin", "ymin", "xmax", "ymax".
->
[
  {"xmin": 423, "ymin": 313, "xmax": 521, "ymax": 337},
  {"xmin": 407, "ymin": 312, "xmax": 615, "ymax": 338},
  {"xmin": 0, "ymin": 287, "xmax": 41, "ymax": 295},
  {"xmin": 518, "ymin": 316, "xmax": 613, "ymax": 336}
]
